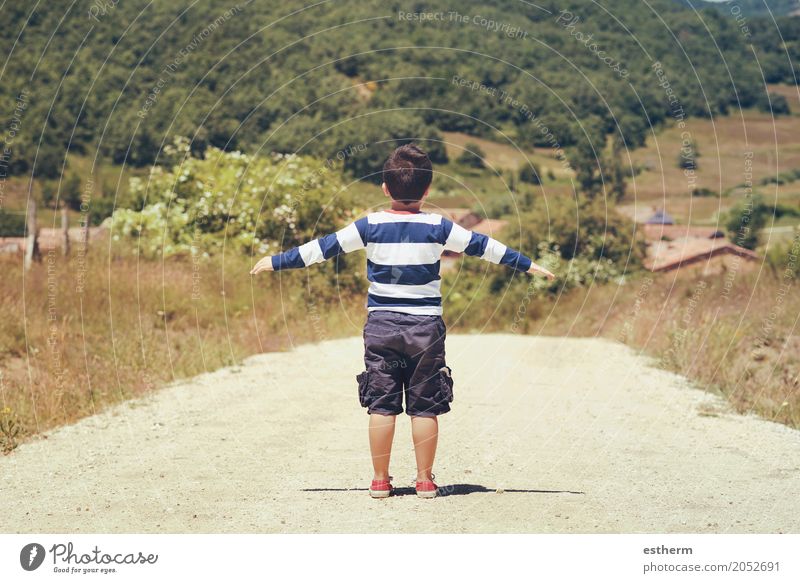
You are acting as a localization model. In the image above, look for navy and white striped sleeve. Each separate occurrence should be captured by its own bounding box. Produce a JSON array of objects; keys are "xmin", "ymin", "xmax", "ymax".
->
[
  {"xmin": 271, "ymin": 217, "xmax": 368, "ymax": 271},
  {"xmin": 440, "ymin": 218, "xmax": 532, "ymax": 273}
]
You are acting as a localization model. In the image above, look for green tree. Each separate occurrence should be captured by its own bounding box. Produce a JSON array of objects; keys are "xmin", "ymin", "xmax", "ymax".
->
[
  {"xmin": 518, "ymin": 163, "xmax": 541, "ymax": 185},
  {"xmin": 63, "ymin": 171, "xmax": 82, "ymax": 211},
  {"xmin": 678, "ymin": 139, "xmax": 700, "ymax": 171},
  {"xmin": 760, "ymin": 92, "xmax": 790, "ymax": 116},
  {"xmin": 724, "ymin": 193, "xmax": 768, "ymax": 250},
  {"xmin": 457, "ymin": 143, "xmax": 486, "ymax": 169},
  {"xmin": 605, "ymin": 136, "xmax": 628, "ymax": 203},
  {"xmin": 567, "ymin": 116, "xmax": 612, "ymax": 199},
  {"xmin": 41, "ymin": 180, "xmax": 58, "ymax": 209}
]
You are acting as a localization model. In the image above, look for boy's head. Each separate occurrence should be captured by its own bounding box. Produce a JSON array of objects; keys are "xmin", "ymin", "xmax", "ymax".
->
[{"xmin": 382, "ymin": 144, "xmax": 433, "ymax": 202}]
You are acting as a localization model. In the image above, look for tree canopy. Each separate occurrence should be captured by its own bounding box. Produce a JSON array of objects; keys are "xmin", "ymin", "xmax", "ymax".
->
[{"xmin": 0, "ymin": 0, "xmax": 794, "ymax": 181}]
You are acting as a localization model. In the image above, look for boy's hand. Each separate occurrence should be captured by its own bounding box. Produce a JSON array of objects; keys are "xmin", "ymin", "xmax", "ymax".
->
[
  {"xmin": 250, "ymin": 256, "xmax": 275, "ymax": 275},
  {"xmin": 528, "ymin": 262, "xmax": 555, "ymax": 280}
]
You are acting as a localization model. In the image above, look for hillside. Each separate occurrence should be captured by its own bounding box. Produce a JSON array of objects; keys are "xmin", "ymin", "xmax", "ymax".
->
[
  {"xmin": 687, "ymin": 0, "xmax": 800, "ymax": 17},
  {"xmin": 617, "ymin": 100, "xmax": 800, "ymax": 228},
  {"xmin": 0, "ymin": 0, "xmax": 794, "ymax": 184}
]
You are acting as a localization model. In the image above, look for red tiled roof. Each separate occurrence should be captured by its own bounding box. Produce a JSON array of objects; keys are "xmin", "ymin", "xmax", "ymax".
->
[
  {"xmin": 435, "ymin": 208, "xmax": 510, "ymax": 257},
  {"xmin": 471, "ymin": 218, "xmax": 508, "ymax": 236},
  {"xmin": 644, "ymin": 236, "xmax": 758, "ymax": 272},
  {"xmin": 435, "ymin": 208, "xmax": 476, "ymax": 224},
  {"xmin": 643, "ymin": 224, "xmax": 724, "ymax": 241}
]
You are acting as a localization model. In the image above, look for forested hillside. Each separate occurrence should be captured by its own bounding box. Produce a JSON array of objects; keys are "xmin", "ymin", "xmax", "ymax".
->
[
  {"xmin": 688, "ymin": 0, "xmax": 800, "ymax": 17},
  {"xmin": 0, "ymin": 0, "xmax": 795, "ymax": 182}
]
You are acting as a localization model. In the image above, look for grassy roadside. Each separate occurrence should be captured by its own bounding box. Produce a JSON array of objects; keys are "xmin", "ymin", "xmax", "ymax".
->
[
  {"xmin": 575, "ymin": 267, "xmax": 800, "ymax": 428},
  {"xmin": 3, "ymin": 109, "xmax": 799, "ymax": 450},
  {"xmin": 1, "ymin": 245, "xmax": 797, "ymax": 454},
  {"xmin": 0, "ymin": 252, "xmax": 364, "ymax": 452},
  {"xmin": 455, "ymin": 264, "xmax": 799, "ymax": 429}
]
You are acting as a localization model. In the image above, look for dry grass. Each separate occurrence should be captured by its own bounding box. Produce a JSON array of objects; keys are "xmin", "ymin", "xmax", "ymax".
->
[
  {"xmin": 767, "ymin": 83, "xmax": 800, "ymax": 113},
  {"xmin": 524, "ymin": 266, "xmax": 800, "ymax": 428},
  {"xmin": 621, "ymin": 106, "xmax": 800, "ymax": 224},
  {"xmin": 0, "ymin": 250, "xmax": 363, "ymax": 449},
  {"xmin": 2, "ymin": 244, "xmax": 797, "ymax": 447},
  {"xmin": 441, "ymin": 131, "xmax": 572, "ymax": 177}
]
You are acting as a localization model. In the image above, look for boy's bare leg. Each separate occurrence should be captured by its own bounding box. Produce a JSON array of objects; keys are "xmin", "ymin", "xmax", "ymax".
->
[
  {"xmin": 411, "ymin": 416, "xmax": 438, "ymax": 481},
  {"xmin": 369, "ymin": 413, "xmax": 396, "ymax": 480}
]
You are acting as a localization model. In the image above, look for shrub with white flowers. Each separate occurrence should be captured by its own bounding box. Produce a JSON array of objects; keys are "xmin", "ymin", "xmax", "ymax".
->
[{"xmin": 111, "ymin": 138, "xmax": 355, "ymax": 258}]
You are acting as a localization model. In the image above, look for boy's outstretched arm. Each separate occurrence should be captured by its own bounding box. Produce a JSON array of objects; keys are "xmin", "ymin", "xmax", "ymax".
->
[
  {"xmin": 442, "ymin": 219, "xmax": 555, "ymax": 280},
  {"xmin": 250, "ymin": 217, "xmax": 367, "ymax": 275}
]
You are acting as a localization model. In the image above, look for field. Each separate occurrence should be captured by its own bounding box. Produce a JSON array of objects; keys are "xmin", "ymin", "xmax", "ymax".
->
[
  {"xmin": 442, "ymin": 99, "xmax": 800, "ymax": 247},
  {"xmin": 618, "ymin": 86, "xmax": 800, "ymax": 236}
]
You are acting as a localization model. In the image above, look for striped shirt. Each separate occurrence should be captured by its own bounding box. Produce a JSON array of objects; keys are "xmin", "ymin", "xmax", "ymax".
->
[{"xmin": 271, "ymin": 210, "xmax": 533, "ymax": 315}]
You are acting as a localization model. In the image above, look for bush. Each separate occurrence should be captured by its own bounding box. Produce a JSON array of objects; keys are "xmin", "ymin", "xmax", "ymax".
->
[
  {"xmin": 457, "ymin": 143, "xmax": 487, "ymax": 169},
  {"xmin": 759, "ymin": 92, "xmax": 791, "ymax": 116},
  {"xmin": 518, "ymin": 163, "xmax": 541, "ymax": 185},
  {"xmin": 725, "ymin": 196, "xmax": 800, "ymax": 251},
  {"xmin": 39, "ymin": 171, "xmax": 82, "ymax": 210},
  {"xmin": 765, "ymin": 227, "xmax": 800, "ymax": 277},
  {"xmin": 515, "ymin": 194, "xmax": 646, "ymax": 265},
  {"xmin": 111, "ymin": 138, "xmax": 355, "ymax": 260},
  {"xmin": 444, "ymin": 194, "xmax": 646, "ymax": 315},
  {"xmin": 63, "ymin": 172, "xmax": 83, "ymax": 211},
  {"xmin": 678, "ymin": 139, "xmax": 699, "ymax": 171},
  {"xmin": 89, "ymin": 196, "xmax": 116, "ymax": 226},
  {"xmin": 724, "ymin": 193, "xmax": 768, "ymax": 250},
  {"xmin": 0, "ymin": 210, "xmax": 26, "ymax": 237},
  {"xmin": 760, "ymin": 168, "xmax": 800, "ymax": 186}
]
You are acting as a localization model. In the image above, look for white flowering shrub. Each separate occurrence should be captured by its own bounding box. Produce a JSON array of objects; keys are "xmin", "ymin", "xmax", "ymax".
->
[{"xmin": 111, "ymin": 138, "xmax": 355, "ymax": 258}]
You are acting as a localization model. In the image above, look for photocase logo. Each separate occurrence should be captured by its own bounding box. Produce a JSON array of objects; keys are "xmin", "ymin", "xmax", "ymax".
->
[{"xmin": 20, "ymin": 543, "xmax": 46, "ymax": 571}]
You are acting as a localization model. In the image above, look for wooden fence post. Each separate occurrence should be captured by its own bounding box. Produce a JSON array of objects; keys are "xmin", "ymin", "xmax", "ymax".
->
[
  {"xmin": 61, "ymin": 206, "xmax": 70, "ymax": 257},
  {"xmin": 24, "ymin": 199, "xmax": 39, "ymax": 270},
  {"xmin": 81, "ymin": 216, "xmax": 90, "ymax": 254}
]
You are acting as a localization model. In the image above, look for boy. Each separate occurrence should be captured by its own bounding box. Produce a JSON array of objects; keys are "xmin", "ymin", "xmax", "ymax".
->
[{"xmin": 250, "ymin": 144, "xmax": 554, "ymax": 499}]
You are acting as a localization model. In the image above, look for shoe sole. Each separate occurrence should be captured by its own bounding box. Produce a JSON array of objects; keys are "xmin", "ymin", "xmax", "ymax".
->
[
  {"xmin": 416, "ymin": 490, "xmax": 438, "ymax": 499},
  {"xmin": 369, "ymin": 489, "xmax": 393, "ymax": 499}
]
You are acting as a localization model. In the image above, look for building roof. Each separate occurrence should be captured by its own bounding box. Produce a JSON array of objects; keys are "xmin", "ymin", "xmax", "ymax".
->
[
  {"xmin": 471, "ymin": 218, "xmax": 508, "ymax": 236},
  {"xmin": 643, "ymin": 223, "xmax": 724, "ymax": 242},
  {"xmin": 645, "ymin": 209, "xmax": 675, "ymax": 225},
  {"xmin": 435, "ymin": 208, "xmax": 509, "ymax": 257},
  {"xmin": 644, "ymin": 236, "xmax": 759, "ymax": 272},
  {"xmin": 436, "ymin": 208, "xmax": 477, "ymax": 225}
]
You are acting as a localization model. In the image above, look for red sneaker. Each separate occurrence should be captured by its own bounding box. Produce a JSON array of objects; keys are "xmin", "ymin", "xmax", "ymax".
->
[
  {"xmin": 369, "ymin": 476, "xmax": 394, "ymax": 499},
  {"xmin": 415, "ymin": 474, "xmax": 438, "ymax": 499}
]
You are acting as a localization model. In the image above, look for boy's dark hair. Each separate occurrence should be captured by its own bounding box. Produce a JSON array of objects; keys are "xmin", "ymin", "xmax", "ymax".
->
[{"xmin": 382, "ymin": 144, "xmax": 433, "ymax": 201}]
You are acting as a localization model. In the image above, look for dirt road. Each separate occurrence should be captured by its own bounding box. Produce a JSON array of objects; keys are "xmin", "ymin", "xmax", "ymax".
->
[{"xmin": 2, "ymin": 334, "xmax": 798, "ymax": 533}]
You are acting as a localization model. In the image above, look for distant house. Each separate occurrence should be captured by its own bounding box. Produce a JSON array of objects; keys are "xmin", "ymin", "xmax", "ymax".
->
[
  {"xmin": 645, "ymin": 208, "xmax": 675, "ymax": 225},
  {"xmin": 644, "ymin": 236, "xmax": 759, "ymax": 273},
  {"xmin": 437, "ymin": 208, "xmax": 509, "ymax": 262},
  {"xmin": 641, "ymin": 208, "xmax": 758, "ymax": 274},
  {"xmin": 643, "ymin": 223, "xmax": 724, "ymax": 242},
  {"xmin": 437, "ymin": 208, "xmax": 482, "ymax": 229}
]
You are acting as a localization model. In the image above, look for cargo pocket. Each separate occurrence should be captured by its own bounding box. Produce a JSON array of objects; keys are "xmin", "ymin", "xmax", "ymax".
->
[
  {"xmin": 356, "ymin": 370, "xmax": 371, "ymax": 408},
  {"xmin": 438, "ymin": 366, "xmax": 454, "ymax": 403}
]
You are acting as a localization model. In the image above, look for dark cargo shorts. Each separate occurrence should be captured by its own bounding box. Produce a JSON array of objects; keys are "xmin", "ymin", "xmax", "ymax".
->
[{"xmin": 356, "ymin": 310, "xmax": 454, "ymax": 417}]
